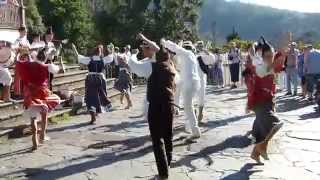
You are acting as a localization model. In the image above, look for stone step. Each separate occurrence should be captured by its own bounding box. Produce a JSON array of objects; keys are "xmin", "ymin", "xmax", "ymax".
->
[
  {"xmin": 0, "ymin": 78, "xmax": 116, "ymax": 122},
  {"xmin": 0, "ymin": 87, "xmax": 126, "ymax": 139}
]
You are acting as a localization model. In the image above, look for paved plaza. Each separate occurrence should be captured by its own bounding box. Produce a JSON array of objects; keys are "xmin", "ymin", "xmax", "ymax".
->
[{"xmin": 0, "ymin": 86, "xmax": 319, "ymax": 180}]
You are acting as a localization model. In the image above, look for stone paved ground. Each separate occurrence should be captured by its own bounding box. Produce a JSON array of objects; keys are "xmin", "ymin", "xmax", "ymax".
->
[{"xmin": 0, "ymin": 86, "xmax": 319, "ymax": 180}]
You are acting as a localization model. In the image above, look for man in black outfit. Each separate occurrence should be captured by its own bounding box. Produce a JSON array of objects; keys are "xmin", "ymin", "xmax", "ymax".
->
[{"xmin": 130, "ymin": 34, "xmax": 175, "ymax": 180}]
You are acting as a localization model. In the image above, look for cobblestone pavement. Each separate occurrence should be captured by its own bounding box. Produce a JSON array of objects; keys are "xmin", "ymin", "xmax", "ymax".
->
[{"xmin": 0, "ymin": 86, "xmax": 319, "ymax": 180}]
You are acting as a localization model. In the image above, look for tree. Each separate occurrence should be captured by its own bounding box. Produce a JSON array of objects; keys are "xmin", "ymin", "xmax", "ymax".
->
[
  {"xmin": 142, "ymin": 0, "xmax": 202, "ymax": 42},
  {"xmin": 37, "ymin": 0, "xmax": 94, "ymax": 50},
  {"xmin": 226, "ymin": 26, "xmax": 240, "ymax": 42},
  {"xmin": 24, "ymin": 0, "xmax": 45, "ymax": 35}
]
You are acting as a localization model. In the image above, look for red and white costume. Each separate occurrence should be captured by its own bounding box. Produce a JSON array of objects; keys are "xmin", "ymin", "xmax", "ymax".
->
[
  {"xmin": 15, "ymin": 56, "xmax": 60, "ymax": 118},
  {"xmin": 244, "ymin": 52, "xmax": 284, "ymax": 110}
]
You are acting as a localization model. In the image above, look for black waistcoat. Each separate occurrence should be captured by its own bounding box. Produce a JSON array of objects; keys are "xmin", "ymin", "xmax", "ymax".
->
[{"xmin": 147, "ymin": 61, "xmax": 175, "ymax": 104}]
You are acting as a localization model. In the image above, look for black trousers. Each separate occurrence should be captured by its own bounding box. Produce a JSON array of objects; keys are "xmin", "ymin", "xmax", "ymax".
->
[{"xmin": 148, "ymin": 102, "xmax": 174, "ymax": 178}]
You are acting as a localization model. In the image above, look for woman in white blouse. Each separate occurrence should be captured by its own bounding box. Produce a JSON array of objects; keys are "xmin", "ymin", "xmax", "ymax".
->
[{"xmin": 72, "ymin": 44, "xmax": 114, "ymax": 124}]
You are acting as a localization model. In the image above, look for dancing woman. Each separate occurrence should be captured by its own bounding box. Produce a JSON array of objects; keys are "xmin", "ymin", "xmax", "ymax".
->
[
  {"xmin": 243, "ymin": 37, "xmax": 284, "ymax": 164},
  {"xmin": 16, "ymin": 48, "xmax": 60, "ymax": 150},
  {"xmin": 114, "ymin": 54, "xmax": 133, "ymax": 109},
  {"xmin": 72, "ymin": 44, "xmax": 113, "ymax": 124}
]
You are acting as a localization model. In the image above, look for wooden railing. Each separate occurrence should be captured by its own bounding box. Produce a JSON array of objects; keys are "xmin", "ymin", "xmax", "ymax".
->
[{"xmin": 0, "ymin": 2, "xmax": 22, "ymax": 28}]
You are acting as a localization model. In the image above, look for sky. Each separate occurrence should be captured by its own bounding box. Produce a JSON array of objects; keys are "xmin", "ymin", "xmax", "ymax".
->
[{"xmin": 227, "ymin": 0, "xmax": 320, "ymax": 13}]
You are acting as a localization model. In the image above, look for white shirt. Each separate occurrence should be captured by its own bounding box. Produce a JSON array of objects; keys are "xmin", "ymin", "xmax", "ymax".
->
[
  {"xmin": 30, "ymin": 41, "xmax": 46, "ymax": 49},
  {"xmin": 44, "ymin": 41, "xmax": 57, "ymax": 61},
  {"xmin": 163, "ymin": 40, "xmax": 200, "ymax": 82},
  {"xmin": 198, "ymin": 51, "xmax": 216, "ymax": 65},
  {"xmin": 77, "ymin": 54, "xmax": 114, "ymax": 65},
  {"xmin": 12, "ymin": 36, "xmax": 30, "ymax": 49},
  {"xmin": 34, "ymin": 60, "xmax": 60, "ymax": 74},
  {"xmin": 128, "ymin": 54, "xmax": 155, "ymax": 78}
]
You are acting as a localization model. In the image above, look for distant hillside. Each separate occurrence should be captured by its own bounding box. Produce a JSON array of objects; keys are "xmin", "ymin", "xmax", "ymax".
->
[{"xmin": 198, "ymin": 0, "xmax": 320, "ymax": 44}]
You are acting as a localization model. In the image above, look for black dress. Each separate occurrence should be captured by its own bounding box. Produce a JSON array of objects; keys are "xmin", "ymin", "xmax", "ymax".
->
[{"xmin": 85, "ymin": 58, "xmax": 111, "ymax": 113}]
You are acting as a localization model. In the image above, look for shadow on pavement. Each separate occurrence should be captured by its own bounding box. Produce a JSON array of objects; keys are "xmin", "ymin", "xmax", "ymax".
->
[
  {"xmin": 221, "ymin": 163, "xmax": 263, "ymax": 180},
  {"xmin": 172, "ymin": 135, "xmax": 251, "ymax": 172},
  {"xmin": 276, "ymin": 96, "xmax": 313, "ymax": 113}
]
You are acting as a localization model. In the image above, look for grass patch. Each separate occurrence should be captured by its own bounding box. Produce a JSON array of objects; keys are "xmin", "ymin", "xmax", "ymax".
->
[{"xmin": 50, "ymin": 113, "xmax": 71, "ymax": 124}]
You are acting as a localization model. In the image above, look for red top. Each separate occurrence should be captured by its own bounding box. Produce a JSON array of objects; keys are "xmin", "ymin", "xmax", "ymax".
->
[
  {"xmin": 244, "ymin": 56, "xmax": 283, "ymax": 110},
  {"xmin": 16, "ymin": 60, "xmax": 50, "ymax": 87}
]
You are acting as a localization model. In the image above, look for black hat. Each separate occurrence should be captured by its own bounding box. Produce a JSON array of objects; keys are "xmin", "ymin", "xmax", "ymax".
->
[{"xmin": 46, "ymin": 26, "xmax": 53, "ymax": 35}]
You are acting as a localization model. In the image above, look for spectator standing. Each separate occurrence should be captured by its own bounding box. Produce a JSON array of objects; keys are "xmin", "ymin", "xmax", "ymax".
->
[{"xmin": 285, "ymin": 42, "xmax": 299, "ymax": 96}]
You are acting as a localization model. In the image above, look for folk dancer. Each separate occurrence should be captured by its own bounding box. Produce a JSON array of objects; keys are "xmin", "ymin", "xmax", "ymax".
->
[
  {"xmin": 16, "ymin": 48, "xmax": 60, "ymax": 150},
  {"xmin": 114, "ymin": 54, "xmax": 133, "ymax": 109},
  {"xmin": 128, "ymin": 34, "xmax": 159, "ymax": 121},
  {"xmin": 243, "ymin": 37, "xmax": 284, "ymax": 164},
  {"xmin": 162, "ymin": 39, "xmax": 202, "ymax": 139},
  {"xmin": 72, "ymin": 44, "xmax": 113, "ymax": 124},
  {"xmin": 12, "ymin": 26, "xmax": 30, "ymax": 99}
]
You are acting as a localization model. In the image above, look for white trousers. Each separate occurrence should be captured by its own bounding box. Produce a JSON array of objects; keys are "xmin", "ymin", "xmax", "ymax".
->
[
  {"xmin": 183, "ymin": 81, "xmax": 201, "ymax": 137},
  {"xmin": 143, "ymin": 95, "xmax": 149, "ymax": 120},
  {"xmin": 198, "ymin": 74, "xmax": 207, "ymax": 107}
]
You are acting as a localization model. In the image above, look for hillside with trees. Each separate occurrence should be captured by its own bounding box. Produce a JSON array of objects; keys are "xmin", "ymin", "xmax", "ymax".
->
[
  {"xmin": 24, "ymin": 0, "xmax": 202, "ymax": 52},
  {"xmin": 199, "ymin": 0, "xmax": 320, "ymax": 45}
]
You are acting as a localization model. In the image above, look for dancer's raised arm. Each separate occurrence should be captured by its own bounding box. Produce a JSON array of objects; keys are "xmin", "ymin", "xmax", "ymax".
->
[{"xmin": 137, "ymin": 33, "xmax": 160, "ymax": 52}]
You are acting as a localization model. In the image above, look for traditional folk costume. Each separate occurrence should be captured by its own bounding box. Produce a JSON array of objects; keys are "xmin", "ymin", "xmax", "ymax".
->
[
  {"xmin": 128, "ymin": 54, "xmax": 156, "ymax": 120},
  {"xmin": 146, "ymin": 49, "xmax": 175, "ymax": 179},
  {"xmin": 114, "ymin": 54, "xmax": 133, "ymax": 108},
  {"xmin": 15, "ymin": 51, "xmax": 60, "ymax": 119},
  {"xmin": 77, "ymin": 54, "xmax": 113, "ymax": 114},
  {"xmin": 12, "ymin": 35, "xmax": 30, "ymax": 97},
  {"xmin": 163, "ymin": 40, "xmax": 201, "ymax": 138},
  {"xmin": 243, "ymin": 40, "xmax": 284, "ymax": 163},
  {"xmin": 114, "ymin": 54, "xmax": 132, "ymax": 94},
  {"xmin": 0, "ymin": 41, "xmax": 15, "ymax": 101}
]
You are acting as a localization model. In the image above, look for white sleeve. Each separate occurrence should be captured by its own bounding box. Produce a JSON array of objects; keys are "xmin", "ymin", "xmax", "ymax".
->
[
  {"xmin": 103, "ymin": 54, "xmax": 114, "ymax": 65},
  {"xmin": 78, "ymin": 55, "xmax": 91, "ymax": 65},
  {"xmin": 128, "ymin": 55, "xmax": 152, "ymax": 78},
  {"xmin": 48, "ymin": 64, "xmax": 60, "ymax": 74},
  {"xmin": 163, "ymin": 40, "xmax": 188, "ymax": 55}
]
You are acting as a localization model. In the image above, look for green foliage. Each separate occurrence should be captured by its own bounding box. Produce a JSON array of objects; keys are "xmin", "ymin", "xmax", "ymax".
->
[
  {"xmin": 142, "ymin": 0, "xmax": 202, "ymax": 43},
  {"xmin": 37, "ymin": 0, "xmax": 94, "ymax": 50},
  {"xmin": 24, "ymin": 0, "xmax": 45, "ymax": 35},
  {"xmin": 31, "ymin": 0, "xmax": 202, "ymax": 50},
  {"xmin": 315, "ymin": 42, "xmax": 320, "ymax": 49},
  {"xmin": 226, "ymin": 30, "xmax": 241, "ymax": 42}
]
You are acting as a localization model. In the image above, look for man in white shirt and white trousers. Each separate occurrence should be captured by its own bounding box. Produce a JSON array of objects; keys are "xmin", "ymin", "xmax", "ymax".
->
[{"xmin": 162, "ymin": 39, "xmax": 202, "ymax": 139}]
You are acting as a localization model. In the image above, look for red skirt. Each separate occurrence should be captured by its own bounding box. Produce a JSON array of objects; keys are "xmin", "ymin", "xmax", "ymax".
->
[{"xmin": 23, "ymin": 84, "xmax": 60, "ymax": 112}]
